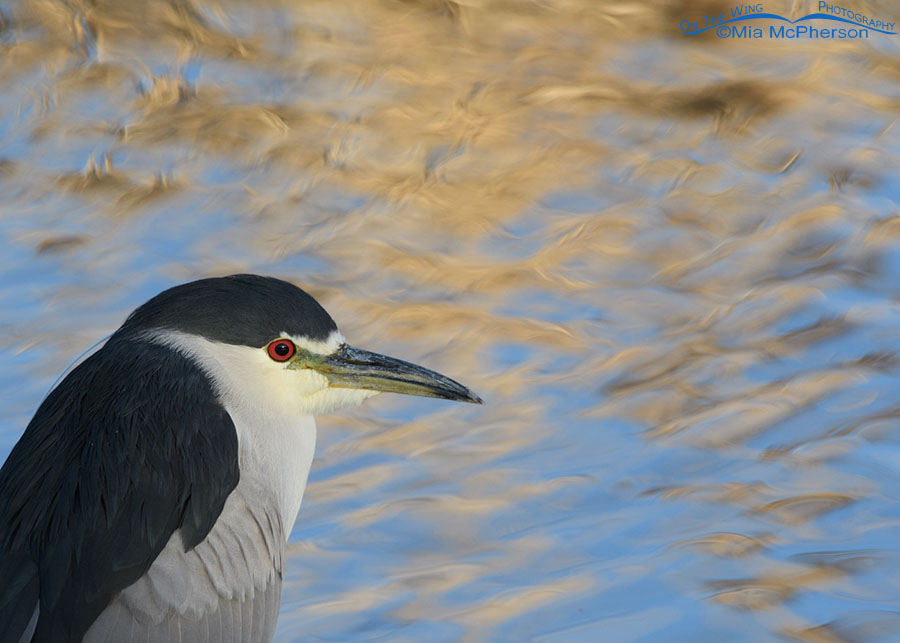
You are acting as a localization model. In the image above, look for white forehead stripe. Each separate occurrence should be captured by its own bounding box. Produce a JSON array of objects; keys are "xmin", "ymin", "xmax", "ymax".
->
[{"xmin": 287, "ymin": 330, "xmax": 344, "ymax": 355}]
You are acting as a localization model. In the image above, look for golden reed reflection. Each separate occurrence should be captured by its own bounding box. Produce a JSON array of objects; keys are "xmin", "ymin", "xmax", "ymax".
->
[{"xmin": 3, "ymin": 0, "xmax": 899, "ymax": 639}]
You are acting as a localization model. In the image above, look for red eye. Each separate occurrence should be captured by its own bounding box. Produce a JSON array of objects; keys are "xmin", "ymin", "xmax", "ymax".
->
[{"xmin": 267, "ymin": 339, "xmax": 296, "ymax": 362}]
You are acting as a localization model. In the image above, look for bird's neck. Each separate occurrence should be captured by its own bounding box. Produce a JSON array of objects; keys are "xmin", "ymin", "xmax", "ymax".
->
[{"xmin": 228, "ymin": 408, "xmax": 317, "ymax": 538}]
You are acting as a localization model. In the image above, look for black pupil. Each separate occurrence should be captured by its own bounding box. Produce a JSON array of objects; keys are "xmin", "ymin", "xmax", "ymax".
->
[{"xmin": 274, "ymin": 342, "xmax": 291, "ymax": 356}]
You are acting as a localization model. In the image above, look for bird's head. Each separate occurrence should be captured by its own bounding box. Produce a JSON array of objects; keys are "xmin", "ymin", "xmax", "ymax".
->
[{"xmin": 116, "ymin": 274, "xmax": 481, "ymax": 417}]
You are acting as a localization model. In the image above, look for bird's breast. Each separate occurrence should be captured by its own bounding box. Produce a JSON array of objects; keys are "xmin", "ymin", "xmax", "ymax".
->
[{"xmin": 230, "ymin": 411, "xmax": 317, "ymax": 538}]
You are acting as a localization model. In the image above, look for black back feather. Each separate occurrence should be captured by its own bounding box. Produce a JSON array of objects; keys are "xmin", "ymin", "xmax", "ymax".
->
[{"xmin": 0, "ymin": 337, "xmax": 240, "ymax": 642}]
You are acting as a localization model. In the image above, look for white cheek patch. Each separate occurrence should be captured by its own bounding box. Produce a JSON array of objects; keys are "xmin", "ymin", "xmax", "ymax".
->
[
  {"xmin": 145, "ymin": 330, "xmax": 329, "ymax": 417},
  {"xmin": 144, "ymin": 329, "xmax": 374, "ymax": 418}
]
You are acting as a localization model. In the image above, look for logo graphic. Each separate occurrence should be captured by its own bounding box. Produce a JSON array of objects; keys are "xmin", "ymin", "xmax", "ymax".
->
[{"xmin": 680, "ymin": 2, "xmax": 896, "ymax": 39}]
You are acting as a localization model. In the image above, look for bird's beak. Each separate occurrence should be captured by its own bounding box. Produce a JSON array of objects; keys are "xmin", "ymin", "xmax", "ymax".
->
[{"xmin": 305, "ymin": 344, "xmax": 482, "ymax": 404}]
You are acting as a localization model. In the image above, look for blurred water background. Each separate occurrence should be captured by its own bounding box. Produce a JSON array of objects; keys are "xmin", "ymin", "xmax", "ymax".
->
[{"xmin": 2, "ymin": 0, "xmax": 900, "ymax": 640}]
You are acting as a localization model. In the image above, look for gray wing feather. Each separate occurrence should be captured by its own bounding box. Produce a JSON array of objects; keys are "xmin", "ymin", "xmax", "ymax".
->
[
  {"xmin": 207, "ymin": 601, "xmax": 223, "ymax": 643},
  {"xmin": 223, "ymin": 597, "xmax": 235, "ymax": 643},
  {"xmin": 99, "ymin": 601, "xmax": 130, "ymax": 643},
  {"xmin": 16, "ymin": 607, "xmax": 38, "ymax": 643},
  {"xmin": 241, "ymin": 587, "xmax": 252, "ymax": 643},
  {"xmin": 231, "ymin": 596, "xmax": 243, "ymax": 643},
  {"xmin": 84, "ymin": 479, "xmax": 285, "ymax": 643}
]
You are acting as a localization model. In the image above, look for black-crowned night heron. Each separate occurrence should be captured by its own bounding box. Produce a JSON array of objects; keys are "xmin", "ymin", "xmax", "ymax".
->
[{"xmin": 0, "ymin": 274, "xmax": 481, "ymax": 642}]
